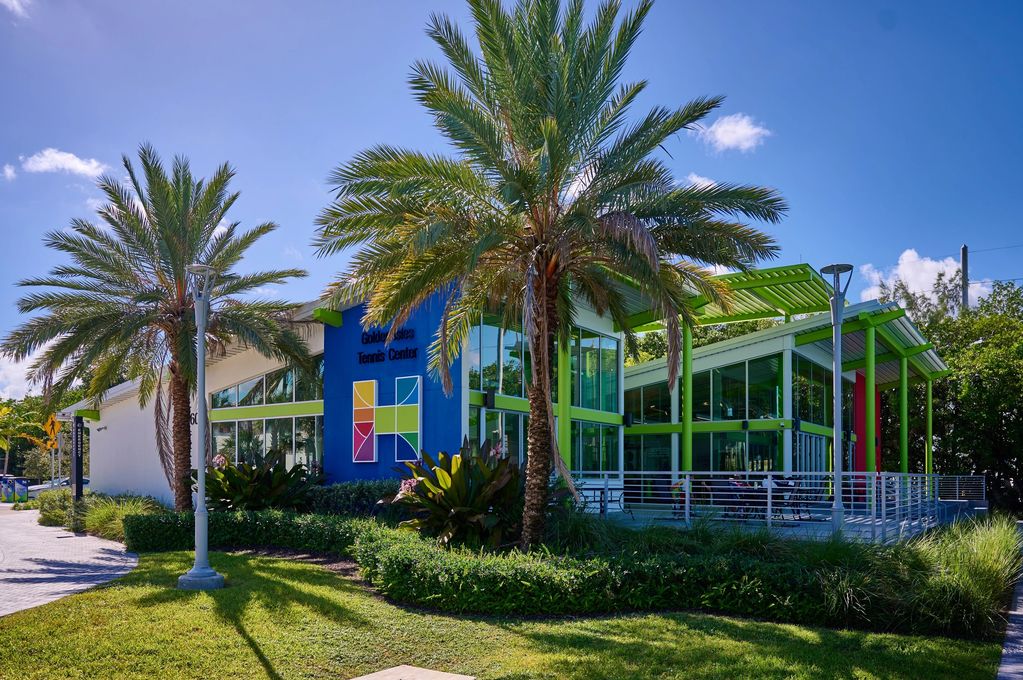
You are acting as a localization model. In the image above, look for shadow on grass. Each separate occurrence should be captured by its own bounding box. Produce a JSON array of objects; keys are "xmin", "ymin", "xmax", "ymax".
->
[
  {"xmin": 489, "ymin": 613, "xmax": 999, "ymax": 680},
  {"xmin": 129, "ymin": 552, "xmax": 371, "ymax": 680}
]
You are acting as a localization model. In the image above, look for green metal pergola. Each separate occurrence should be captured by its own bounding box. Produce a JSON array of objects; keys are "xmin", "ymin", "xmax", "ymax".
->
[
  {"xmin": 613, "ymin": 264, "xmax": 834, "ymax": 471},
  {"xmin": 614, "ymin": 264, "xmax": 948, "ymax": 475},
  {"xmin": 794, "ymin": 304, "xmax": 949, "ymax": 476}
]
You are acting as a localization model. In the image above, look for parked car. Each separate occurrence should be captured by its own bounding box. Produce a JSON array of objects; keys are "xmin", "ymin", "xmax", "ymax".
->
[{"xmin": 26, "ymin": 477, "xmax": 90, "ymax": 498}]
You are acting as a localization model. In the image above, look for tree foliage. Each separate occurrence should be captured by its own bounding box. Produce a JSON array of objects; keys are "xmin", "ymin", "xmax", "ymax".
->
[
  {"xmin": 879, "ymin": 271, "xmax": 1023, "ymax": 509},
  {"xmin": 2, "ymin": 145, "xmax": 311, "ymax": 509}
]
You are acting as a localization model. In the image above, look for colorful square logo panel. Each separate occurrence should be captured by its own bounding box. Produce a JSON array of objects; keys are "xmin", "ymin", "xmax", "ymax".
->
[{"xmin": 352, "ymin": 376, "xmax": 421, "ymax": 463}]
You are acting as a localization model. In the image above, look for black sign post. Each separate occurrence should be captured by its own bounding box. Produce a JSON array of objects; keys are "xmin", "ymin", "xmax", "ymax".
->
[{"xmin": 72, "ymin": 415, "xmax": 84, "ymax": 499}]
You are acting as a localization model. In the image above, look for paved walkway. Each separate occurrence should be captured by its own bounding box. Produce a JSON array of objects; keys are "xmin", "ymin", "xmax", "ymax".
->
[{"xmin": 0, "ymin": 504, "xmax": 137, "ymax": 617}]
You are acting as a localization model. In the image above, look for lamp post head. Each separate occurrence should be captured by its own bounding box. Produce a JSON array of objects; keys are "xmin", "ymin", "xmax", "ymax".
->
[
  {"xmin": 186, "ymin": 263, "xmax": 215, "ymax": 278},
  {"xmin": 820, "ymin": 263, "xmax": 854, "ymax": 277}
]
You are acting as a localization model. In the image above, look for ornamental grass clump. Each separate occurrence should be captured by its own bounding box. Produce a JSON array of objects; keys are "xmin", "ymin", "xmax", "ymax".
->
[
  {"xmin": 83, "ymin": 495, "xmax": 166, "ymax": 542},
  {"xmin": 908, "ymin": 514, "xmax": 1023, "ymax": 636}
]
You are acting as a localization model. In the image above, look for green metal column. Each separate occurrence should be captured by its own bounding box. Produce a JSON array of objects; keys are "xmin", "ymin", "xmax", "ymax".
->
[
  {"xmin": 899, "ymin": 356, "xmax": 909, "ymax": 473},
  {"xmin": 557, "ymin": 338, "xmax": 572, "ymax": 468},
  {"xmin": 925, "ymin": 379, "xmax": 933, "ymax": 475},
  {"xmin": 681, "ymin": 324, "xmax": 693, "ymax": 471},
  {"xmin": 865, "ymin": 325, "xmax": 876, "ymax": 472}
]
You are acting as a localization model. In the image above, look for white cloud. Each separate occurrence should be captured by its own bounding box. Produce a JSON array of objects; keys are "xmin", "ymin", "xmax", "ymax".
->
[
  {"xmin": 685, "ymin": 172, "xmax": 715, "ymax": 188},
  {"xmin": 283, "ymin": 245, "xmax": 303, "ymax": 261},
  {"xmin": 212, "ymin": 218, "xmax": 230, "ymax": 239},
  {"xmin": 85, "ymin": 197, "xmax": 105, "ymax": 212},
  {"xmin": 697, "ymin": 113, "xmax": 771, "ymax": 153},
  {"xmin": 859, "ymin": 248, "xmax": 992, "ymax": 305},
  {"xmin": 21, "ymin": 148, "xmax": 108, "ymax": 179},
  {"xmin": 0, "ymin": 352, "xmax": 40, "ymax": 400},
  {"xmin": 2, "ymin": 164, "xmax": 14, "ymax": 181},
  {"xmin": 0, "ymin": 0, "xmax": 31, "ymax": 18}
]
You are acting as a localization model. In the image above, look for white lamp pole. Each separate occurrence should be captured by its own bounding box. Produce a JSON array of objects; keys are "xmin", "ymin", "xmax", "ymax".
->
[
  {"xmin": 821, "ymin": 263, "xmax": 854, "ymax": 534},
  {"xmin": 178, "ymin": 264, "xmax": 225, "ymax": 590}
]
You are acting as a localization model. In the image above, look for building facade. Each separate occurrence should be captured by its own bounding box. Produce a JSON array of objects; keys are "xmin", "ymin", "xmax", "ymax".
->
[{"xmin": 74, "ymin": 264, "xmax": 947, "ymax": 504}]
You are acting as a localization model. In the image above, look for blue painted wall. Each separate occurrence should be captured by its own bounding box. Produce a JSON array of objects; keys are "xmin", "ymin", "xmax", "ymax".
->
[{"xmin": 322, "ymin": 299, "xmax": 463, "ymax": 483}]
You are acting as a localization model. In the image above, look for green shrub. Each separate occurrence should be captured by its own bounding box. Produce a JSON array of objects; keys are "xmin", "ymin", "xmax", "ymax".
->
[
  {"xmin": 307, "ymin": 479, "xmax": 400, "ymax": 516},
  {"xmin": 121, "ymin": 510, "xmax": 1021, "ymax": 639},
  {"xmin": 12, "ymin": 498, "xmax": 40, "ymax": 510},
  {"xmin": 83, "ymin": 495, "xmax": 166, "ymax": 541},
  {"xmin": 36, "ymin": 488, "xmax": 74, "ymax": 526},
  {"xmin": 387, "ymin": 439, "xmax": 523, "ymax": 547},
  {"xmin": 199, "ymin": 456, "xmax": 323, "ymax": 511}
]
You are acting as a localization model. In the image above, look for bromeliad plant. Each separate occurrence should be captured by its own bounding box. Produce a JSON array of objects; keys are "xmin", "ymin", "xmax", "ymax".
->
[
  {"xmin": 389, "ymin": 438, "xmax": 523, "ymax": 547},
  {"xmin": 198, "ymin": 453, "xmax": 324, "ymax": 511}
]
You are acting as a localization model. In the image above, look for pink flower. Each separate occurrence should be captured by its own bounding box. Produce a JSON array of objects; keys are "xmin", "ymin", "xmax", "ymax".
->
[
  {"xmin": 397, "ymin": 477, "xmax": 419, "ymax": 498},
  {"xmin": 212, "ymin": 454, "xmax": 228, "ymax": 469}
]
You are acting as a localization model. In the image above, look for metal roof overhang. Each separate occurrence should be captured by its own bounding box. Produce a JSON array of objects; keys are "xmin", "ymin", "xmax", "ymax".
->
[
  {"xmin": 794, "ymin": 302, "xmax": 949, "ymax": 387},
  {"xmin": 613, "ymin": 263, "xmax": 833, "ymax": 331}
]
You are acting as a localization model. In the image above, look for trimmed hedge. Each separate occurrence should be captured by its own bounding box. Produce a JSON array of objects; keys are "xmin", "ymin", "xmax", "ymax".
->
[
  {"xmin": 306, "ymin": 480, "xmax": 399, "ymax": 516},
  {"xmin": 122, "ymin": 510, "xmax": 1021, "ymax": 638}
]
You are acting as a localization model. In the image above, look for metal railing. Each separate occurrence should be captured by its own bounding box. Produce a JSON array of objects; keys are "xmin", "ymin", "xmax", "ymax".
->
[
  {"xmin": 574, "ymin": 470, "xmax": 986, "ymax": 543},
  {"xmin": 936, "ymin": 475, "xmax": 986, "ymax": 501}
]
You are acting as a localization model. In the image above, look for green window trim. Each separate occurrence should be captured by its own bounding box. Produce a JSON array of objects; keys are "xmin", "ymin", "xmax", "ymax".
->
[
  {"xmin": 209, "ymin": 400, "xmax": 324, "ymax": 422},
  {"xmin": 468, "ymin": 390, "xmax": 530, "ymax": 413},
  {"xmin": 569, "ymin": 406, "xmax": 622, "ymax": 426},
  {"xmin": 625, "ymin": 418, "xmax": 793, "ymax": 436}
]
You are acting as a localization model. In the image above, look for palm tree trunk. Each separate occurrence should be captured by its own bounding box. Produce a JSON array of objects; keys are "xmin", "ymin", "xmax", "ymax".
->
[
  {"xmin": 170, "ymin": 365, "xmax": 193, "ymax": 512},
  {"xmin": 521, "ymin": 380, "xmax": 554, "ymax": 547},
  {"xmin": 520, "ymin": 272, "xmax": 561, "ymax": 549}
]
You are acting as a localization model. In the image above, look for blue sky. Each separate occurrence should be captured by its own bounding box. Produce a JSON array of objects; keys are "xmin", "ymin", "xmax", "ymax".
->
[{"xmin": 0, "ymin": 0, "xmax": 1021, "ymax": 396}]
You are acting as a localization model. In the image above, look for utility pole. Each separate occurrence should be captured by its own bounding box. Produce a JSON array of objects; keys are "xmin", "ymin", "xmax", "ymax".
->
[{"xmin": 960, "ymin": 243, "xmax": 969, "ymax": 312}]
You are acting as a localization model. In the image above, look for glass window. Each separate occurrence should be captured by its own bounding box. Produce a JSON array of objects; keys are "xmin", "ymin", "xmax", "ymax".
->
[
  {"xmin": 794, "ymin": 354, "xmax": 812, "ymax": 423},
  {"xmin": 693, "ymin": 432, "xmax": 711, "ymax": 471},
  {"xmin": 711, "ymin": 431, "xmax": 747, "ymax": 471},
  {"xmin": 212, "ymin": 422, "xmax": 236, "ymax": 463},
  {"xmin": 624, "ymin": 388, "xmax": 642, "ymax": 424},
  {"xmin": 265, "ymin": 418, "xmax": 294, "ymax": 466},
  {"xmin": 265, "ymin": 367, "xmax": 294, "ymax": 404},
  {"xmin": 467, "ymin": 406, "xmax": 481, "ymax": 449},
  {"xmin": 295, "ymin": 416, "xmax": 323, "ymax": 473},
  {"xmin": 625, "ymin": 435, "xmax": 642, "ymax": 471},
  {"xmin": 499, "ymin": 322, "xmax": 524, "ymax": 398},
  {"xmin": 690, "ymin": 371, "xmax": 711, "ymax": 421},
  {"xmin": 748, "ymin": 431, "xmax": 779, "ymax": 472},
  {"xmin": 295, "ymin": 355, "xmax": 324, "ymax": 402},
  {"xmin": 641, "ymin": 434, "xmax": 671, "ymax": 471},
  {"xmin": 712, "ymin": 362, "xmax": 746, "ymax": 421},
  {"xmin": 211, "ymin": 386, "xmax": 236, "ymax": 409},
  {"xmin": 577, "ymin": 421, "xmax": 601, "ymax": 473},
  {"xmin": 601, "ymin": 423, "xmax": 619, "ymax": 473},
  {"xmin": 748, "ymin": 354, "xmax": 781, "ymax": 419},
  {"xmin": 467, "ymin": 324, "xmax": 481, "ymax": 391},
  {"xmin": 578, "ymin": 330, "xmax": 600, "ymax": 410},
  {"xmin": 237, "ymin": 376, "xmax": 264, "ymax": 407},
  {"xmin": 237, "ymin": 420, "xmax": 264, "ymax": 464},
  {"xmin": 641, "ymin": 382, "xmax": 670, "ymax": 423},
  {"xmin": 483, "ymin": 411, "xmax": 525, "ymax": 466},
  {"xmin": 600, "ymin": 335, "xmax": 618, "ymax": 412},
  {"xmin": 480, "ymin": 316, "xmax": 501, "ymax": 393}
]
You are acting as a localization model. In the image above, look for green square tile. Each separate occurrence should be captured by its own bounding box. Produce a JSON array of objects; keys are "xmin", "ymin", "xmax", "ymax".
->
[
  {"xmin": 395, "ymin": 405, "xmax": 419, "ymax": 433},
  {"xmin": 375, "ymin": 405, "xmax": 396, "ymax": 434}
]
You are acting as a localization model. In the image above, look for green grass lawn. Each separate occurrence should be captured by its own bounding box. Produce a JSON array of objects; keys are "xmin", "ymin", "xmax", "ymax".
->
[{"xmin": 0, "ymin": 551, "xmax": 1002, "ymax": 680}]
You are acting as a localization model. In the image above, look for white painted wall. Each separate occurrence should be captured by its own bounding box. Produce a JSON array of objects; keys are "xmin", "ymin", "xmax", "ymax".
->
[{"xmin": 86, "ymin": 323, "xmax": 325, "ymax": 503}]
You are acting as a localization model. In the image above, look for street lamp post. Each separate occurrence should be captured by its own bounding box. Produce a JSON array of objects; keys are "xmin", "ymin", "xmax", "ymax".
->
[
  {"xmin": 178, "ymin": 264, "xmax": 225, "ymax": 591},
  {"xmin": 821, "ymin": 263, "xmax": 854, "ymax": 534}
]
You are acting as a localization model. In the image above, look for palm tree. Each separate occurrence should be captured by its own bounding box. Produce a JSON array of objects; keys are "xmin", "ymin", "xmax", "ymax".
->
[
  {"xmin": 0, "ymin": 404, "xmax": 42, "ymax": 478},
  {"xmin": 2, "ymin": 145, "xmax": 310, "ymax": 510},
  {"xmin": 315, "ymin": 0, "xmax": 786, "ymax": 547}
]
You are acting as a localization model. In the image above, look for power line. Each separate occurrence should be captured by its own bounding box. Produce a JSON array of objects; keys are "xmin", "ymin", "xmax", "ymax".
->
[{"xmin": 970, "ymin": 243, "xmax": 1023, "ymax": 254}]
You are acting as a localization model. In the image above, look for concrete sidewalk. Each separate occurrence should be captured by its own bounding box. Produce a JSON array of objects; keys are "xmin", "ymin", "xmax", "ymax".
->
[{"xmin": 0, "ymin": 504, "xmax": 137, "ymax": 617}]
